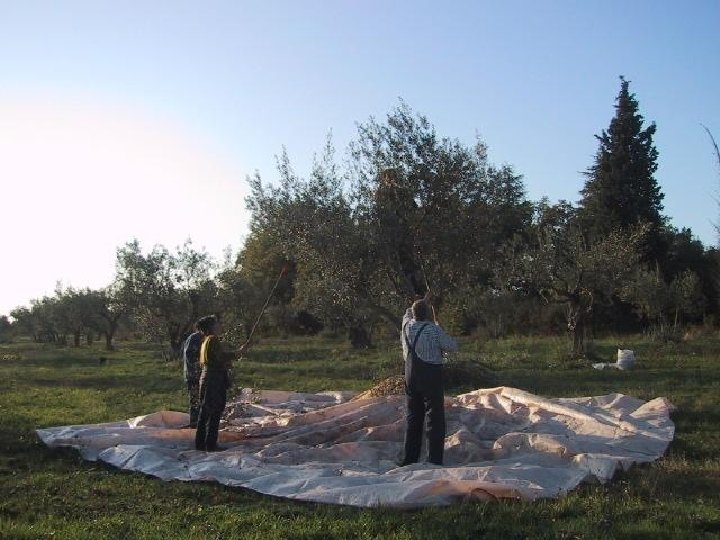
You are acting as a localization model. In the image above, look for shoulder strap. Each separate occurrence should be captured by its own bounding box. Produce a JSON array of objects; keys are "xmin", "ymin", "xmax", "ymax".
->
[{"xmin": 404, "ymin": 323, "xmax": 427, "ymax": 359}]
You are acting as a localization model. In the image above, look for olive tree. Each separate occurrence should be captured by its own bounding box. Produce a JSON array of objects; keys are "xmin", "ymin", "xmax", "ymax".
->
[
  {"xmin": 115, "ymin": 239, "xmax": 217, "ymax": 358},
  {"xmin": 246, "ymin": 103, "xmax": 532, "ymax": 346},
  {"xmin": 504, "ymin": 199, "xmax": 649, "ymax": 356}
]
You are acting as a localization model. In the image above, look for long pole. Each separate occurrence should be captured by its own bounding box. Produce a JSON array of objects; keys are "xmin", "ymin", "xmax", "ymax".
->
[
  {"xmin": 226, "ymin": 264, "xmax": 288, "ymax": 401},
  {"xmin": 242, "ymin": 264, "xmax": 289, "ymax": 350},
  {"xmin": 416, "ymin": 246, "xmax": 437, "ymax": 323}
]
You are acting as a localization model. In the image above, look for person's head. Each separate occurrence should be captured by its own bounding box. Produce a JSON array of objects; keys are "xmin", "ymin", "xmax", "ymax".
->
[
  {"xmin": 411, "ymin": 299, "xmax": 431, "ymax": 322},
  {"xmin": 196, "ymin": 315, "xmax": 219, "ymax": 335}
]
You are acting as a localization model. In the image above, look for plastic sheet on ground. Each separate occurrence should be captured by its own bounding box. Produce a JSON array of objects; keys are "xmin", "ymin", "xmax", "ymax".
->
[{"xmin": 36, "ymin": 386, "xmax": 675, "ymax": 507}]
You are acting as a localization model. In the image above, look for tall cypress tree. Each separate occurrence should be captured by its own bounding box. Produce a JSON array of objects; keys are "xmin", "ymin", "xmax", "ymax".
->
[{"xmin": 579, "ymin": 77, "xmax": 665, "ymax": 259}]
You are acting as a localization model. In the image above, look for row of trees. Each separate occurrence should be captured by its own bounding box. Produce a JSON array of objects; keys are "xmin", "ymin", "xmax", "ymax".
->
[
  {"xmin": 4, "ymin": 239, "xmax": 316, "ymax": 356},
  {"xmin": 4, "ymin": 78, "xmax": 719, "ymax": 356}
]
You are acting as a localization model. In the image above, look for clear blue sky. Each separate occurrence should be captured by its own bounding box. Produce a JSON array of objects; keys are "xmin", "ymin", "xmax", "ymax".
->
[{"xmin": 1, "ymin": 0, "xmax": 719, "ymax": 317}]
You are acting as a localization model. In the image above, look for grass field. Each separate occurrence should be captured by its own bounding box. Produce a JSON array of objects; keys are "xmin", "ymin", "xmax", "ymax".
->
[{"xmin": 1, "ymin": 334, "xmax": 719, "ymax": 539}]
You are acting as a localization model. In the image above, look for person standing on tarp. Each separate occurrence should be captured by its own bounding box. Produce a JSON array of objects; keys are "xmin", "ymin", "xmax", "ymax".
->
[
  {"xmin": 400, "ymin": 291, "xmax": 458, "ymax": 466},
  {"xmin": 181, "ymin": 321, "xmax": 204, "ymax": 428},
  {"xmin": 194, "ymin": 315, "xmax": 246, "ymax": 452}
]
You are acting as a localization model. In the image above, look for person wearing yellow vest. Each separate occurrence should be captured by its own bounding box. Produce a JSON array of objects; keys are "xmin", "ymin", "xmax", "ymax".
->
[{"xmin": 194, "ymin": 315, "xmax": 247, "ymax": 451}]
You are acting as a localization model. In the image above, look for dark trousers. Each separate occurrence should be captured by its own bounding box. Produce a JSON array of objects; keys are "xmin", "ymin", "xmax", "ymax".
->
[
  {"xmin": 187, "ymin": 378, "xmax": 200, "ymax": 428},
  {"xmin": 195, "ymin": 370, "xmax": 228, "ymax": 451},
  {"xmin": 402, "ymin": 360, "xmax": 445, "ymax": 465}
]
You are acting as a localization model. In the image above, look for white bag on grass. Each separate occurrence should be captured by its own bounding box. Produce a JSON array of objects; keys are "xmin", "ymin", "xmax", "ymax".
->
[
  {"xmin": 592, "ymin": 349, "xmax": 635, "ymax": 371},
  {"xmin": 616, "ymin": 349, "xmax": 635, "ymax": 370}
]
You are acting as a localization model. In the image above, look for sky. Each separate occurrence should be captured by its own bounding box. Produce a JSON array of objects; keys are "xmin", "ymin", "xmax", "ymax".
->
[{"xmin": 1, "ymin": 1, "xmax": 719, "ymax": 318}]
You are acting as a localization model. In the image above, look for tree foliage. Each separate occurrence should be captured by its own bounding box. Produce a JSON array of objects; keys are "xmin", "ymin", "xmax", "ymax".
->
[
  {"xmin": 0, "ymin": 315, "xmax": 11, "ymax": 343},
  {"xmin": 114, "ymin": 239, "xmax": 217, "ymax": 357},
  {"xmin": 244, "ymin": 103, "xmax": 532, "ymax": 346},
  {"xmin": 351, "ymin": 101, "xmax": 532, "ymax": 297},
  {"xmin": 506, "ymin": 198, "xmax": 650, "ymax": 354},
  {"xmin": 620, "ymin": 267, "xmax": 704, "ymax": 340},
  {"xmin": 579, "ymin": 77, "xmax": 665, "ymax": 263}
]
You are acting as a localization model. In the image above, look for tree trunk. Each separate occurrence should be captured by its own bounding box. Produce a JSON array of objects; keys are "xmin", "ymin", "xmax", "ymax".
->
[
  {"xmin": 102, "ymin": 315, "xmax": 120, "ymax": 351},
  {"xmin": 349, "ymin": 324, "xmax": 372, "ymax": 349},
  {"xmin": 166, "ymin": 322, "xmax": 184, "ymax": 360},
  {"xmin": 366, "ymin": 302, "xmax": 402, "ymax": 333},
  {"xmin": 169, "ymin": 336, "xmax": 183, "ymax": 360},
  {"xmin": 567, "ymin": 297, "xmax": 585, "ymax": 357}
]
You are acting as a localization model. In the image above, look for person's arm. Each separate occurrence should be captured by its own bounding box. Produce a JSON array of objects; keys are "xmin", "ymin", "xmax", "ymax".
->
[
  {"xmin": 402, "ymin": 308, "xmax": 413, "ymax": 328},
  {"xmin": 208, "ymin": 338, "xmax": 235, "ymax": 388},
  {"xmin": 401, "ymin": 307, "xmax": 414, "ymax": 359},
  {"xmin": 435, "ymin": 326, "xmax": 458, "ymax": 353},
  {"xmin": 219, "ymin": 342, "xmax": 249, "ymax": 361},
  {"xmin": 188, "ymin": 335, "xmax": 202, "ymax": 377},
  {"xmin": 423, "ymin": 290, "xmax": 440, "ymax": 324}
]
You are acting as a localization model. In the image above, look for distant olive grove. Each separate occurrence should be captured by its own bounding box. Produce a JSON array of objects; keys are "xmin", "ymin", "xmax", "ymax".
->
[{"xmin": 4, "ymin": 79, "xmax": 719, "ymax": 356}]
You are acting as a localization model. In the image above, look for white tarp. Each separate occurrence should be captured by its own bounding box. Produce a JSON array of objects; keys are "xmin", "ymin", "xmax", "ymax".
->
[{"xmin": 36, "ymin": 386, "xmax": 674, "ymax": 507}]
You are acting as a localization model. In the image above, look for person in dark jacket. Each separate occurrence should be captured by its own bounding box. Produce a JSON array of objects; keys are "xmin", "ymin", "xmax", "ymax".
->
[
  {"xmin": 194, "ymin": 315, "xmax": 247, "ymax": 451},
  {"xmin": 181, "ymin": 322, "xmax": 204, "ymax": 428},
  {"xmin": 400, "ymin": 291, "xmax": 458, "ymax": 466}
]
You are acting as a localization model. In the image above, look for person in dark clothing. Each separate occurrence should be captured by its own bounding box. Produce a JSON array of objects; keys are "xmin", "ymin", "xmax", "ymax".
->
[
  {"xmin": 181, "ymin": 323, "xmax": 204, "ymax": 428},
  {"xmin": 194, "ymin": 315, "xmax": 247, "ymax": 452},
  {"xmin": 400, "ymin": 291, "xmax": 458, "ymax": 466}
]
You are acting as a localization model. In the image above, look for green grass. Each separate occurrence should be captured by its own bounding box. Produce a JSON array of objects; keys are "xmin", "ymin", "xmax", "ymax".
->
[{"xmin": 1, "ymin": 334, "xmax": 719, "ymax": 539}]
